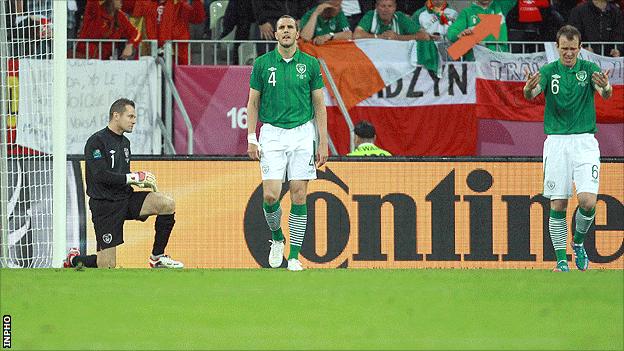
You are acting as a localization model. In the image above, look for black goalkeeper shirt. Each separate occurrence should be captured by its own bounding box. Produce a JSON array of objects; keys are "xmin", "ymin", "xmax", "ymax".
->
[{"xmin": 84, "ymin": 127, "xmax": 133, "ymax": 201}]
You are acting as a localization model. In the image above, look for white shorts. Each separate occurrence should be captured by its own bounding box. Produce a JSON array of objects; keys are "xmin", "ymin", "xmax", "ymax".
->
[
  {"xmin": 259, "ymin": 121, "xmax": 317, "ymax": 182},
  {"xmin": 543, "ymin": 134, "xmax": 600, "ymax": 200}
]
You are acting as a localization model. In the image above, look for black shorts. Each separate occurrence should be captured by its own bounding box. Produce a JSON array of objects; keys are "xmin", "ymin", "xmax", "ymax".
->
[{"xmin": 89, "ymin": 191, "xmax": 150, "ymax": 251}]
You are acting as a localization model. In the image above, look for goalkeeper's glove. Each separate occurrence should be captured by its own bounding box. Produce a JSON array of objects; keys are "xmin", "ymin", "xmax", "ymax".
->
[{"xmin": 126, "ymin": 171, "xmax": 158, "ymax": 192}]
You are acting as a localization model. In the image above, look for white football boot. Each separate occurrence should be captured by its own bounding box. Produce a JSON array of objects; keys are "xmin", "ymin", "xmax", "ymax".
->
[
  {"xmin": 268, "ymin": 240, "xmax": 285, "ymax": 268},
  {"xmin": 287, "ymin": 258, "xmax": 304, "ymax": 271},
  {"xmin": 149, "ymin": 255, "xmax": 184, "ymax": 268}
]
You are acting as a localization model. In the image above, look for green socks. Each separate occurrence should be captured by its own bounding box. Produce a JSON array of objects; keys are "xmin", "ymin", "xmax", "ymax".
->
[
  {"xmin": 574, "ymin": 207, "xmax": 596, "ymax": 245},
  {"xmin": 263, "ymin": 201, "xmax": 284, "ymax": 241},
  {"xmin": 549, "ymin": 209, "xmax": 568, "ymax": 262},
  {"xmin": 288, "ymin": 203, "xmax": 307, "ymax": 260}
]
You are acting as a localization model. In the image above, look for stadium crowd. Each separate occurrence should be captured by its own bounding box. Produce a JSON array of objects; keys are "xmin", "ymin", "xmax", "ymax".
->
[{"xmin": 5, "ymin": 0, "xmax": 622, "ymax": 63}]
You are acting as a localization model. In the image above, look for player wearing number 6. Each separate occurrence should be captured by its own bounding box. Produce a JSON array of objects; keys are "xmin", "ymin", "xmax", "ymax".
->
[
  {"xmin": 246, "ymin": 15, "xmax": 329, "ymax": 271},
  {"xmin": 64, "ymin": 98, "xmax": 183, "ymax": 269},
  {"xmin": 523, "ymin": 25, "xmax": 612, "ymax": 272}
]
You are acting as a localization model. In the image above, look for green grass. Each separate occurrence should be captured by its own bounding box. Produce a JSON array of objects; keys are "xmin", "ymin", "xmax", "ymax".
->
[{"xmin": 1, "ymin": 269, "xmax": 622, "ymax": 350}]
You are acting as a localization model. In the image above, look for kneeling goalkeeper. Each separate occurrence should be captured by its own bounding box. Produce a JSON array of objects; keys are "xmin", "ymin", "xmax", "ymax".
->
[{"xmin": 65, "ymin": 98, "xmax": 183, "ymax": 269}]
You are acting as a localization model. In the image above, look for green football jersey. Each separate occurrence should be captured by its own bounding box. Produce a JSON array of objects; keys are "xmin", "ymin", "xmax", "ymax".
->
[
  {"xmin": 249, "ymin": 48, "xmax": 325, "ymax": 129},
  {"xmin": 447, "ymin": 0, "xmax": 516, "ymax": 60},
  {"xmin": 538, "ymin": 59, "xmax": 602, "ymax": 135},
  {"xmin": 347, "ymin": 143, "xmax": 392, "ymax": 156},
  {"xmin": 357, "ymin": 10, "xmax": 418, "ymax": 35},
  {"xmin": 300, "ymin": 6, "xmax": 351, "ymax": 37}
]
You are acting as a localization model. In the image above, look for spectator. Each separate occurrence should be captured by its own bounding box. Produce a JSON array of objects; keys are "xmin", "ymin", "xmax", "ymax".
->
[
  {"xmin": 68, "ymin": 0, "xmax": 78, "ymax": 41},
  {"xmin": 341, "ymin": 0, "xmax": 374, "ymax": 30},
  {"xmin": 220, "ymin": 0, "xmax": 255, "ymax": 40},
  {"xmin": 396, "ymin": 0, "xmax": 425, "ymax": 15},
  {"xmin": 251, "ymin": 0, "xmax": 315, "ymax": 41},
  {"xmin": 75, "ymin": 0, "xmax": 141, "ymax": 60},
  {"xmin": 569, "ymin": 0, "xmax": 623, "ymax": 57},
  {"xmin": 412, "ymin": 0, "xmax": 458, "ymax": 39},
  {"xmin": 447, "ymin": 0, "xmax": 517, "ymax": 60},
  {"xmin": 347, "ymin": 121, "xmax": 392, "ymax": 156},
  {"xmin": 7, "ymin": 1, "xmax": 50, "ymax": 35},
  {"xmin": 553, "ymin": 0, "xmax": 582, "ymax": 23},
  {"xmin": 202, "ymin": 0, "xmax": 215, "ymax": 38},
  {"xmin": 353, "ymin": 0, "xmax": 431, "ymax": 40},
  {"xmin": 219, "ymin": 0, "xmax": 256, "ymax": 63},
  {"xmin": 121, "ymin": 0, "xmax": 137, "ymax": 16},
  {"xmin": 506, "ymin": 0, "xmax": 565, "ymax": 44},
  {"xmin": 133, "ymin": 0, "xmax": 206, "ymax": 65},
  {"xmin": 300, "ymin": 0, "xmax": 353, "ymax": 45}
]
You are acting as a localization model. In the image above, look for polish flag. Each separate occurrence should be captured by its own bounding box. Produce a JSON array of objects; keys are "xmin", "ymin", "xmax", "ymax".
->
[{"xmin": 475, "ymin": 45, "xmax": 624, "ymax": 123}]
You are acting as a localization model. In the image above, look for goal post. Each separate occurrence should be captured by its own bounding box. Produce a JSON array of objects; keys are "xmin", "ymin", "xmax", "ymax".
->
[{"xmin": 52, "ymin": 0, "xmax": 67, "ymax": 268}]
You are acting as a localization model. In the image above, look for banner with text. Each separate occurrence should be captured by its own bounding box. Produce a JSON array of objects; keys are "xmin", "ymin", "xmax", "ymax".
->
[
  {"xmin": 475, "ymin": 45, "xmax": 624, "ymax": 123},
  {"xmin": 17, "ymin": 58, "xmax": 160, "ymax": 154},
  {"xmin": 78, "ymin": 160, "xmax": 624, "ymax": 269},
  {"xmin": 327, "ymin": 62, "xmax": 476, "ymax": 155},
  {"xmin": 174, "ymin": 64, "xmax": 477, "ymax": 156}
]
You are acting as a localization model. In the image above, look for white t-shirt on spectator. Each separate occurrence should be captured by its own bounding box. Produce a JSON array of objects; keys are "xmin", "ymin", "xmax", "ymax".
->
[{"xmin": 341, "ymin": 0, "xmax": 362, "ymax": 16}]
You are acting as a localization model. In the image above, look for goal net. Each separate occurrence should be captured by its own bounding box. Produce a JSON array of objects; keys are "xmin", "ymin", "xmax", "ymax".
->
[{"xmin": 0, "ymin": 0, "xmax": 66, "ymax": 268}]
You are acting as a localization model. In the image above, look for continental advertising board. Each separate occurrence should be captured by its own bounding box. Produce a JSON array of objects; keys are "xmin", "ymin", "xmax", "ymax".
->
[{"xmin": 78, "ymin": 160, "xmax": 623, "ymax": 269}]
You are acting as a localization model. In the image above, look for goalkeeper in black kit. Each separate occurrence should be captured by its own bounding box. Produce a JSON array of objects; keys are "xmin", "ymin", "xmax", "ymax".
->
[{"xmin": 64, "ymin": 98, "xmax": 183, "ymax": 269}]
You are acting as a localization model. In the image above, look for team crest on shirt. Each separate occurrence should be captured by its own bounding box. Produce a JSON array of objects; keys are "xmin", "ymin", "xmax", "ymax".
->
[
  {"xmin": 262, "ymin": 165, "xmax": 269, "ymax": 174},
  {"xmin": 124, "ymin": 147, "xmax": 130, "ymax": 163},
  {"xmin": 296, "ymin": 63, "xmax": 307, "ymax": 79},
  {"xmin": 102, "ymin": 233, "xmax": 112, "ymax": 244},
  {"xmin": 92, "ymin": 149, "xmax": 102, "ymax": 159},
  {"xmin": 546, "ymin": 180, "xmax": 556, "ymax": 191},
  {"xmin": 576, "ymin": 70, "xmax": 588, "ymax": 87}
]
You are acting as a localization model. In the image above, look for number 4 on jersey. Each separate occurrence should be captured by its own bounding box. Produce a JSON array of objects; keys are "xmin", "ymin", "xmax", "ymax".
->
[{"xmin": 268, "ymin": 71, "xmax": 276, "ymax": 87}]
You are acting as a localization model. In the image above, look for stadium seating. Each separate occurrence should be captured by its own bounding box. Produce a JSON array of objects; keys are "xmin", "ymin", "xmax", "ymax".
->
[{"xmin": 238, "ymin": 42, "xmax": 257, "ymax": 65}]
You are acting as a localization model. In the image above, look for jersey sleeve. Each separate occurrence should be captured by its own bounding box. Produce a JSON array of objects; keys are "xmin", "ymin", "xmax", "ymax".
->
[
  {"xmin": 249, "ymin": 60, "xmax": 263, "ymax": 91},
  {"xmin": 411, "ymin": 8, "xmax": 425, "ymax": 31},
  {"xmin": 447, "ymin": 10, "xmax": 468, "ymax": 42},
  {"xmin": 84, "ymin": 136, "xmax": 126, "ymax": 185},
  {"xmin": 356, "ymin": 10, "xmax": 374, "ymax": 32},
  {"xmin": 118, "ymin": 11, "xmax": 141, "ymax": 45},
  {"xmin": 399, "ymin": 12, "xmax": 418, "ymax": 34},
  {"xmin": 498, "ymin": 0, "xmax": 517, "ymax": 15},
  {"xmin": 337, "ymin": 12, "xmax": 351, "ymax": 32},
  {"xmin": 310, "ymin": 58, "xmax": 325, "ymax": 91},
  {"xmin": 538, "ymin": 65, "xmax": 549, "ymax": 94}
]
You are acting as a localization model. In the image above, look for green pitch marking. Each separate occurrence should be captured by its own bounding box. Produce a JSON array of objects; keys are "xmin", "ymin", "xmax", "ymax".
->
[{"xmin": 1, "ymin": 269, "xmax": 622, "ymax": 350}]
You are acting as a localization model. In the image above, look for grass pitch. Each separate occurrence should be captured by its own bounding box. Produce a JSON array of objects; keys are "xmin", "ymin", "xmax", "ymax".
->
[{"xmin": 1, "ymin": 268, "xmax": 622, "ymax": 350}]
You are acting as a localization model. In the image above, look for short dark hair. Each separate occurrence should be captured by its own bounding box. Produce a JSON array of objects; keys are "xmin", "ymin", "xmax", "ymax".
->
[
  {"xmin": 556, "ymin": 25, "xmax": 581, "ymax": 46},
  {"xmin": 277, "ymin": 15, "xmax": 299, "ymax": 31},
  {"xmin": 354, "ymin": 120, "xmax": 376, "ymax": 139},
  {"xmin": 109, "ymin": 98, "xmax": 135, "ymax": 121}
]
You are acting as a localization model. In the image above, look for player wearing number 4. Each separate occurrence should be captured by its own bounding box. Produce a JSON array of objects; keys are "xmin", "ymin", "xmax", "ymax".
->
[
  {"xmin": 246, "ymin": 15, "xmax": 329, "ymax": 271},
  {"xmin": 64, "ymin": 98, "xmax": 183, "ymax": 269},
  {"xmin": 523, "ymin": 25, "xmax": 612, "ymax": 272}
]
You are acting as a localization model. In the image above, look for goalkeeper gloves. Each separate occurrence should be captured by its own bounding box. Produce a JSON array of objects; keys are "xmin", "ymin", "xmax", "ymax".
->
[{"xmin": 126, "ymin": 171, "xmax": 158, "ymax": 192}]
